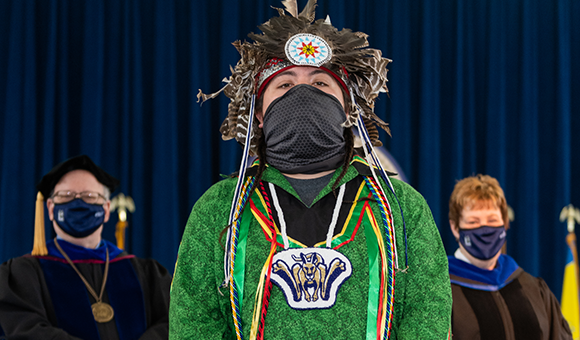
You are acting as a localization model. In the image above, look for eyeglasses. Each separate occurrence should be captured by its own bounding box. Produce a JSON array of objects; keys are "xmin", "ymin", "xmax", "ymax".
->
[{"xmin": 51, "ymin": 191, "xmax": 107, "ymax": 205}]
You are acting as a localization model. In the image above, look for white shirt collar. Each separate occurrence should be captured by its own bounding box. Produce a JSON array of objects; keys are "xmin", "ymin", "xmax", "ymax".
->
[{"xmin": 454, "ymin": 248, "xmax": 472, "ymax": 264}]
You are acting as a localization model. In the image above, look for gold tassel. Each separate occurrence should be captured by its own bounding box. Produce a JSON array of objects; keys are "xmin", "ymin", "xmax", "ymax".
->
[
  {"xmin": 31, "ymin": 192, "xmax": 48, "ymax": 256},
  {"xmin": 115, "ymin": 220, "xmax": 127, "ymax": 250}
]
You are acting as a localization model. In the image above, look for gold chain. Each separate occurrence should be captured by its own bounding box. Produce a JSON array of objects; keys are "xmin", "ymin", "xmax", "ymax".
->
[{"xmin": 54, "ymin": 238, "xmax": 109, "ymax": 304}]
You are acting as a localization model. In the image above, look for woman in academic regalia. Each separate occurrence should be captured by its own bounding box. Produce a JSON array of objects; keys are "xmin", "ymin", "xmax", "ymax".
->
[{"xmin": 448, "ymin": 174, "xmax": 572, "ymax": 340}]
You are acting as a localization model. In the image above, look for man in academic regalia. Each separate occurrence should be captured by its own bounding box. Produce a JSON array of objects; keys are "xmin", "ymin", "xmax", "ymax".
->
[{"xmin": 0, "ymin": 155, "xmax": 171, "ymax": 340}]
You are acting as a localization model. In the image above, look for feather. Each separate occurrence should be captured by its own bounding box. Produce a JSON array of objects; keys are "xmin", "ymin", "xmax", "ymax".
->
[
  {"xmin": 271, "ymin": 6, "xmax": 286, "ymax": 17},
  {"xmin": 324, "ymin": 15, "xmax": 331, "ymax": 25},
  {"xmin": 281, "ymin": 0, "xmax": 298, "ymax": 17},
  {"xmin": 298, "ymin": 0, "xmax": 317, "ymax": 22}
]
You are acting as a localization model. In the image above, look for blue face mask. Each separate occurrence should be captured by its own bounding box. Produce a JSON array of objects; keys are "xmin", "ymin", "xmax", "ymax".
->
[
  {"xmin": 54, "ymin": 199, "xmax": 106, "ymax": 238},
  {"xmin": 459, "ymin": 225, "xmax": 506, "ymax": 260}
]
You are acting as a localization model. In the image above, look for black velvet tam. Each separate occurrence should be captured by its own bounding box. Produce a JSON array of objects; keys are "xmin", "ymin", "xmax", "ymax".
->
[{"xmin": 36, "ymin": 155, "xmax": 120, "ymax": 198}]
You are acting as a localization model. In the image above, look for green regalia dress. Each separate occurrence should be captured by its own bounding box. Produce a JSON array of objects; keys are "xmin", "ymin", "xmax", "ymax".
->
[{"xmin": 170, "ymin": 157, "xmax": 452, "ymax": 339}]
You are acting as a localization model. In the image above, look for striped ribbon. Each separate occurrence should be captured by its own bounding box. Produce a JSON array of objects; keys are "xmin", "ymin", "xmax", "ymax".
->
[
  {"xmin": 257, "ymin": 181, "xmax": 277, "ymax": 340},
  {"xmin": 352, "ymin": 101, "xmax": 407, "ymax": 270},
  {"xmin": 364, "ymin": 176, "xmax": 396, "ymax": 339},
  {"xmin": 229, "ymin": 176, "xmax": 256, "ymax": 340},
  {"xmin": 250, "ymin": 181, "xmax": 277, "ymax": 340},
  {"xmin": 223, "ymin": 95, "xmax": 257, "ymax": 290}
]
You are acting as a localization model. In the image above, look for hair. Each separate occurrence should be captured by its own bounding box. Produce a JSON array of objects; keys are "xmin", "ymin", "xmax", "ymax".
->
[
  {"xmin": 448, "ymin": 174, "xmax": 509, "ymax": 231},
  {"xmin": 103, "ymin": 186, "xmax": 111, "ymax": 200},
  {"xmin": 49, "ymin": 176, "xmax": 111, "ymax": 201}
]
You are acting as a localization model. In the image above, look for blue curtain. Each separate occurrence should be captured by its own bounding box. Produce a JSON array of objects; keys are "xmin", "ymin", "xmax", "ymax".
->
[{"xmin": 1, "ymin": 0, "xmax": 579, "ymax": 300}]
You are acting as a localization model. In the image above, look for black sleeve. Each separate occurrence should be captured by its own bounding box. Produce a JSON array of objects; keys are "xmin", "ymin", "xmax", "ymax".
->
[
  {"xmin": 131, "ymin": 257, "xmax": 172, "ymax": 340},
  {"xmin": 0, "ymin": 257, "xmax": 82, "ymax": 340},
  {"xmin": 537, "ymin": 278, "xmax": 573, "ymax": 340}
]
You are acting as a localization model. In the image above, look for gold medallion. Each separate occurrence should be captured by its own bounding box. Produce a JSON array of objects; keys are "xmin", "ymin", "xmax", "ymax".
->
[{"xmin": 92, "ymin": 302, "xmax": 114, "ymax": 323}]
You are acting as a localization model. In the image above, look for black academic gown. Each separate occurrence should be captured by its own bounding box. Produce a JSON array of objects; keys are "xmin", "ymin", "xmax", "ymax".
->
[
  {"xmin": 448, "ymin": 254, "xmax": 572, "ymax": 340},
  {"xmin": 0, "ymin": 239, "xmax": 171, "ymax": 340}
]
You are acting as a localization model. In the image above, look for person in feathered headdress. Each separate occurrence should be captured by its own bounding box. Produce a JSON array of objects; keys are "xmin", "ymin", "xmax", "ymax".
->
[{"xmin": 170, "ymin": 1, "xmax": 452, "ymax": 339}]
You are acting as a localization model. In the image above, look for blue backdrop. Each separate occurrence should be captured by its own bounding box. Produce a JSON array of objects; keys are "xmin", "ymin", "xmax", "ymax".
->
[{"xmin": 1, "ymin": 0, "xmax": 579, "ymax": 300}]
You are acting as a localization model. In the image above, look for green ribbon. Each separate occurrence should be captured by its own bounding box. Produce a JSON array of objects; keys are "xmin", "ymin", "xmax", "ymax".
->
[
  {"xmin": 232, "ymin": 204, "xmax": 253, "ymax": 315},
  {"xmin": 364, "ymin": 205, "xmax": 381, "ymax": 340}
]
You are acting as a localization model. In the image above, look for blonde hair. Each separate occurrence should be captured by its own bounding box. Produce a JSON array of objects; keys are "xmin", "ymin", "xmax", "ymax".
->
[{"xmin": 449, "ymin": 174, "xmax": 509, "ymax": 230}]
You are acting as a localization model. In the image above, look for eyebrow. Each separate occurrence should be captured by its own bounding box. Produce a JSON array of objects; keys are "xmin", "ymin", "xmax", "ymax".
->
[
  {"xmin": 276, "ymin": 68, "xmax": 331, "ymax": 78},
  {"xmin": 309, "ymin": 69, "xmax": 330, "ymax": 76}
]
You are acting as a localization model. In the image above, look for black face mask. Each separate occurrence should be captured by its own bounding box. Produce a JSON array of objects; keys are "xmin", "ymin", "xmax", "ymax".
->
[{"xmin": 262, "ymin": 84, "xmax": 347, "ymax": 174}]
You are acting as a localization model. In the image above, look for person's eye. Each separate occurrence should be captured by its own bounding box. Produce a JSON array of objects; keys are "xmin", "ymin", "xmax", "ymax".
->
[
  {"xmin": 313, "ymin": 81, "xmax": 327, "ymax": 86},
  {"xmin": 278, "ymin": 82, "xmax": 293, "ymax": 89}
]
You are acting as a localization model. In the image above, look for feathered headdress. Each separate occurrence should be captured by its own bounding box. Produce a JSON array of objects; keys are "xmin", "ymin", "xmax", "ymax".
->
[{"xmin": 198, "ymin": 0, "xmax": 392, "ymax": 155}]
